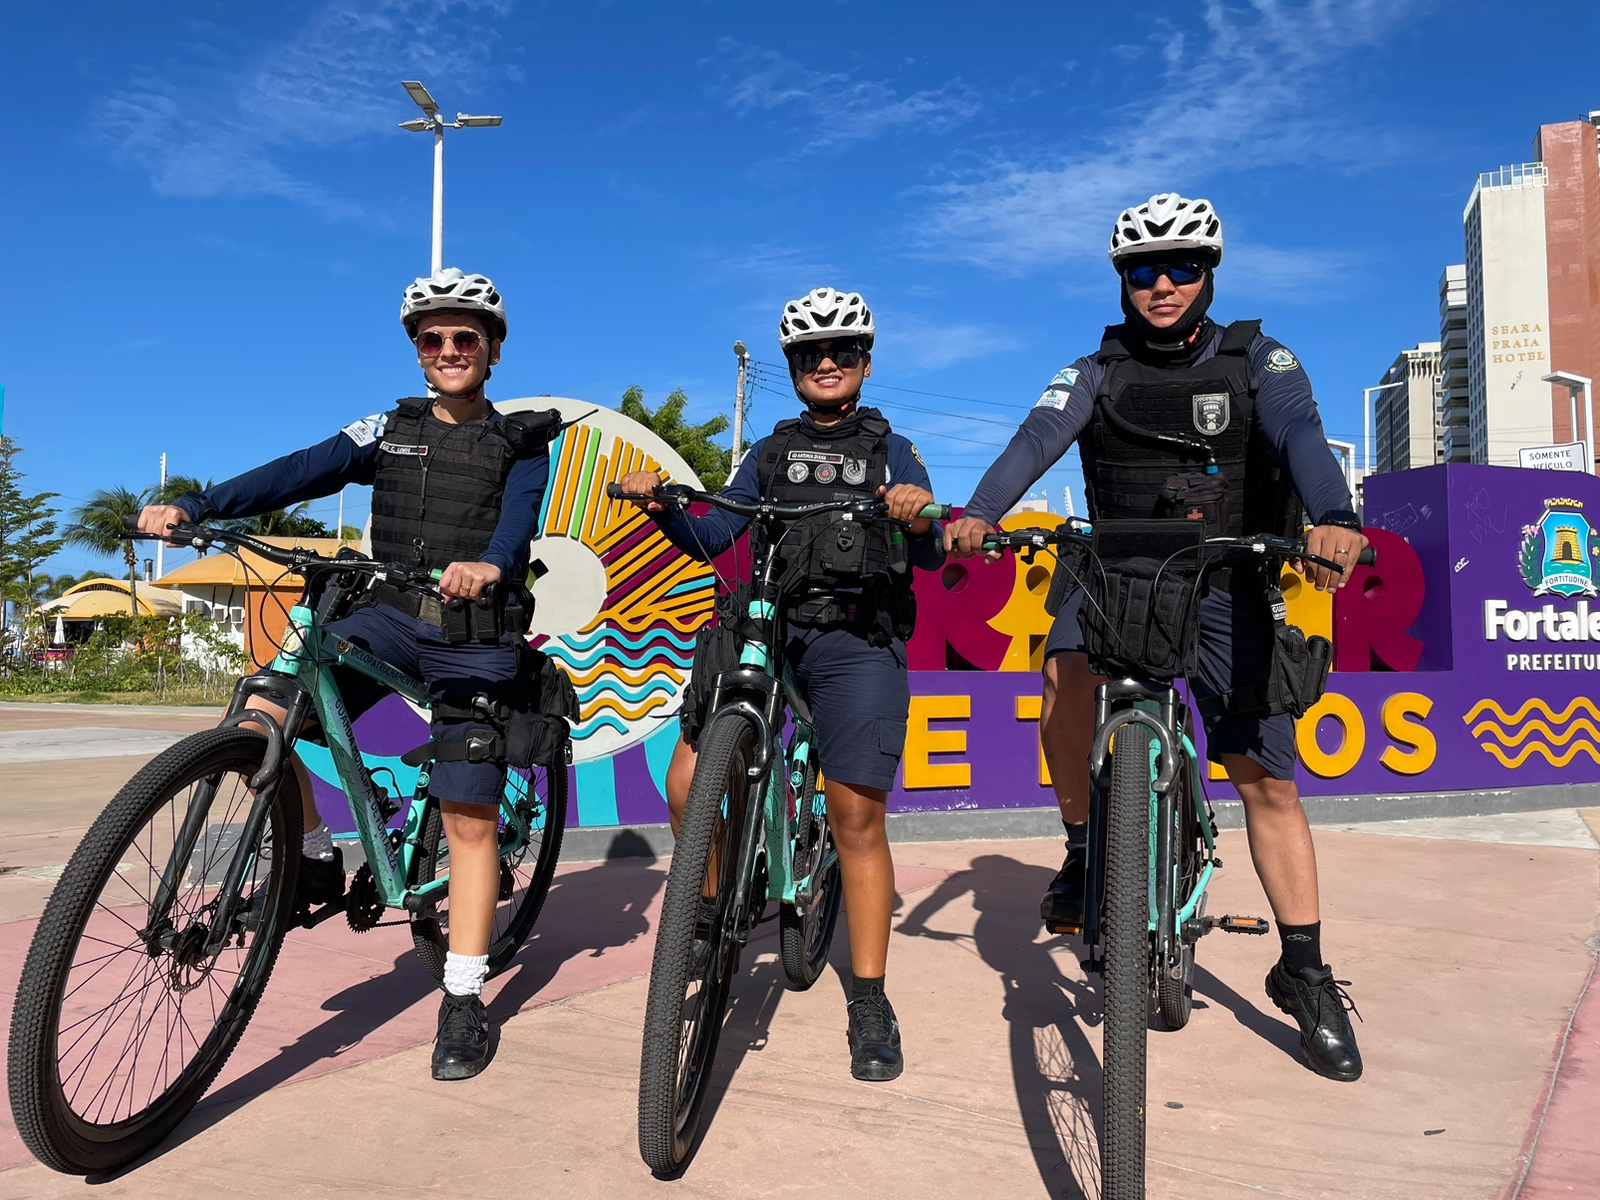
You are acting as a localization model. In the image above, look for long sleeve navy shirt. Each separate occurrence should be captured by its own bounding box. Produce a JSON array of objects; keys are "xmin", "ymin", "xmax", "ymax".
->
[
  {"xmin": 172, "ymin": 407, "xmax": 550, "ymax": 578},
  {"xmin": 964, "ymin": 326, "xmax": 1354, "ymax": 527},
  {"xmin": 652, "ymin": 428, "xmax": 945, "ymax": 572}
]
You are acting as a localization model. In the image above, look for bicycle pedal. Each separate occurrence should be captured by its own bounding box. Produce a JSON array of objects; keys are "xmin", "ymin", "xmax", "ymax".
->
[
  {"xmin": 1045, "ymin": 921, "xmax": 1083, "ymax": 935},
  {"xmin": 1216, "ymin": 914, "xmax": 1270, "ymax": 935}
]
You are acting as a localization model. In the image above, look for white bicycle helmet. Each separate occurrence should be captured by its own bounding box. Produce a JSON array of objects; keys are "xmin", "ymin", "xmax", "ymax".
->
[
  {"xmin": 400, "ymin": 268, "xmax": 507, "ymax": 341},
  {"xmin": 778, "ymin": 287, "xmax": 875, "ymax": 351},
  {"xmin": 1108, "ymin": 194, "xmax": 1224, "ymax": 267}
]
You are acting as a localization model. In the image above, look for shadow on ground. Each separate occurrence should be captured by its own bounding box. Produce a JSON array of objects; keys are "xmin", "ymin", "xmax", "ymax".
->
[{"xmin": 93, "ymin": 854, "xmax": 665, "ymax": 1180}]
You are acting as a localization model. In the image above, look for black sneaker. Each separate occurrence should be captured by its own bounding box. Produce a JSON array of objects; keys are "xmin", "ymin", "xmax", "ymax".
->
[
  {"xmin": 846, "ymin": 991, "xmax": 903, "ymax": 1082},
  {"xmin": 1040, "ymin": 843, "xmax": 1086, "ymax": 934},
  {"xmin": 296, "ymin": 847, "xmax": 345, "ymax": 908},
  {"xmin": 1265, "ymin": 962, "xmax": 1364, "ymax": 1082},
  {"xmin": 432, "ymin": 992, "xmax": 492, "ymax": 1081}
]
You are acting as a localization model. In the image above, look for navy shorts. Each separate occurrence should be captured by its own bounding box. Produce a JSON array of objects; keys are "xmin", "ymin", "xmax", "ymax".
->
[
  {"xmin": 1044, "ymin": 587, "xmax": 1298, "ymax": 781},
  {"xmin": 285, "ymin": 602, "xmax": 519, "ymax": 806},
  {"xmin": 782, "ymin": 627, "xmax": 910, "ymax": 793}
]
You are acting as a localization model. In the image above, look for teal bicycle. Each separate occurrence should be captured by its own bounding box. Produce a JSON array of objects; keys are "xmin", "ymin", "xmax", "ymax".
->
[
  {"xmin": 985, "ymin": 522, "xmax": 1373, "ymax": 1199},
  {"xmin": 608, "ymin": 482, "xmax": 948, "ymax": 1176},
  {"xmin": 7, "ymin": 522, "xmax": 569, "ymax": 1174}
]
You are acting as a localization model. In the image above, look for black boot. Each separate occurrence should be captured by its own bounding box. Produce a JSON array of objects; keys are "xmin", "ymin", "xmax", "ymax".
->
[
  {"xmin": 432, "ymin": 992, "xmax": 492, "ymax": 1081},
  {"xmin": 846, "ymin": 989, "xmax": 903, "ymax": 1082},
  {"xmin": 296, "ymin": 846, "xmax": 345, "ymax": 908},
  {"xmin": 1265, "ymin": 962, "xmax": 1363, "ymax": 1082},
  {"xmin": 1040, "ymin": 841, "xmax": 1086, "ymax": 934}
]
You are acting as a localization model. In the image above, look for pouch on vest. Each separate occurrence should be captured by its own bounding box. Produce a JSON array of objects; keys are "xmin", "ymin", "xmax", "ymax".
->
[
  {"xmin": 1154, "ymin": 473, "xmax": 1231, "ymax": 535},
  {"xmin": 681, "ymin": 584, "xmax": 753, "ymax": 748},
  {"xmin": 1193, "ymin": 583, "xmax": 1331, "ymax": 720},
  {"xmin": 1043, "ymin": 537, "xmax": 1090, "ymax": 618},
  {"xmin": 1079, "ymin": 519, "xmax": 1209, "ymax": 682}
]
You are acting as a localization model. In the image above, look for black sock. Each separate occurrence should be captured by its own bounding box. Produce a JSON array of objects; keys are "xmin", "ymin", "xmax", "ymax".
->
[
  {"xmin": 851, "ymin": 974, "xmax": 885, "ymax": 1003},
  {"xmin": 1064, "ymin": 821, "xmax": 1088, "ymax": 849},
  {"xmin": 1277, "ymin": 922, "xmax": 1322, "ymax": 975}
]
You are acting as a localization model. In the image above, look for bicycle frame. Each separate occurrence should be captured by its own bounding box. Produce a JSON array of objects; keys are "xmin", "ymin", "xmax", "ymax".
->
[{"xmin": 141, "ymin": 592, "xmax": 547, "ymax": 951}]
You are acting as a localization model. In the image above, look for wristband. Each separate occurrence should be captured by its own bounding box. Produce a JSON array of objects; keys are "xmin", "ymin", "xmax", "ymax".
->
[{"xmin": 1317, "ymin": 509, "xmax": 1362, "ymax": 533}]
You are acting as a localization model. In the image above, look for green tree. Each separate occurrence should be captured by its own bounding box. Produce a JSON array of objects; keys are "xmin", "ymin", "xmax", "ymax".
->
[
  {"xmin": 619, "ymin": 386, "xmax": 732, "ymax": 490},
  {"xmin": 221, "ymin": 503, "xmax": 333, "ymax": 538},
  {"xmin": 63, "ymin": 486, "xmax": 152, "ymax": 616},
  {"xmin": 0, "ymin": 439, "xmax": 67, "ymax": 634}
]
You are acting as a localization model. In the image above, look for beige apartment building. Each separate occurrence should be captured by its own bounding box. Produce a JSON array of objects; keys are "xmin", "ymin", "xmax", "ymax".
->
[
  {"xmin": 1374, "ymin": 342, "xmax": 1444, "ymax": 473},
  {"xmin": 1463, "ymin": 115, "xmax": 1600, "ymax": 467}
]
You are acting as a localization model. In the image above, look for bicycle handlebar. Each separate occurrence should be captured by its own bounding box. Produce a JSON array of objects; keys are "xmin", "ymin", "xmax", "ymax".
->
[
  {"xmin": 122, "ymin": 515, "xmax": 439, "ymax": 590},
  {"xmin": 978, "ymin": 523, "xmax": 1376, "ymax": 576},
  {"xmin": 604, "ymin": 481, "xmax": 950, "ymax": 523}
]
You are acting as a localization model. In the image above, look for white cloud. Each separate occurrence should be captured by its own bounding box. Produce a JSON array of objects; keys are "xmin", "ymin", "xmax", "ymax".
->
[
  {"xmin": 886, "ymin": 316, "xmax": 1021, "ymax": 372},
  {"xmin": 914, "ymin": 0, "xmax": 1431, "ymax": 276},
  {"xmin": 715, "ymin": 40, "xmax": 981, "ymax": 154},
  {"xmin": 95, "ymin": 0, "xmax": 515, "ymax": 217}
]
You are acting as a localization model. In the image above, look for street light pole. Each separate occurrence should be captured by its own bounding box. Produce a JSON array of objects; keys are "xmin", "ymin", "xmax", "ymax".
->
[
  {"xmin": 730, "ymin": 341, "xmax": 750, "ymax": 466},
  {"xmin": 399, "ymin": 81, "xmax": 502, "ymax": 275},
  {"xmin": 1541, "ymin": 371, "xmax": 1595, "ymax": 473},
  {"xmin": 1363, "ymin": 381, "xmax": 1407, "ymax": 478}
]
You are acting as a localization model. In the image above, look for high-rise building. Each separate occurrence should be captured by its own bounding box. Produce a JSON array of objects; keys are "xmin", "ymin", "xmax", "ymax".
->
[
  {"xmin": 1374, "ymin": 342, "xmax": 1443, "ymax": 473},
  {"xmin": 1438, "ymin": 265, "xmax": 1471, "ymax": 462},
  {"xmin": 1462, "ymin": 114, "xmax": 1600, "ymax": 466}
]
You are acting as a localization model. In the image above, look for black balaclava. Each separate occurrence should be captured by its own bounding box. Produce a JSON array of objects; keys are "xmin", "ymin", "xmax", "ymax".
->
[{"xmin": 1118, "ymin": 264, "xmax": 1216, "ymax": 366}]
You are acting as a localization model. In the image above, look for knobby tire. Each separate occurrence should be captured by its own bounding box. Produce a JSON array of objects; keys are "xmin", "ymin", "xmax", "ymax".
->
[
  {"xmin": 637, "ymin": 711, "xmax": 756, "ymax": 1176},
  {"xmin": 1101, "ymin": 725, "xmax": 1152, "ymax": 1199}
]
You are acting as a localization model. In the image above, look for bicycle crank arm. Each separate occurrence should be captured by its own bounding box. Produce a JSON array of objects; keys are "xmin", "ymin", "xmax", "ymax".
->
[{"xmin": 295, "ymin": 894, "xmax": 349, "ymax": 930}]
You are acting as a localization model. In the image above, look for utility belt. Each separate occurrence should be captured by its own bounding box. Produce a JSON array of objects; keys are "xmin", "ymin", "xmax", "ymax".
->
[
  {"xmin": 400, "ymin": 644, "xmax": 579, "ymax": 770},
  {"xmin": 363, "ymin": 580, "xmax": 533, "ymax": 646},
  {"xmin": 788, "ymin": 583, "xmax": 914, "ymax": 649}
]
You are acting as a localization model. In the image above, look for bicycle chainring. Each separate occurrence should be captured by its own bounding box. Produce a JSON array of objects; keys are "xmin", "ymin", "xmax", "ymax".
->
[{"xmin": 344, "ymin": 863, "xmax": 384, "ymax": 932}]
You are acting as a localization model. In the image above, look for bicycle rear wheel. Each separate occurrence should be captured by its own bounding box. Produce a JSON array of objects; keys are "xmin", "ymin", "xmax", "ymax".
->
[
  {"xmin": 779, "ymin": 755, "xmax": 840, "ymax": 990},
  {"xmin": 1101, "ymin": 723, "xmax": 1152, "ymax": 1199},
  {"xmin": 7, "ymin": 728, "xmax": 300, "ymax": 1174},
  {"xmin": 409, "ymin": 760, "xmax": 568, "ymax": 981},
  {"xmin": 637, "ymin": 710, "xmax": 757, "ymax": 1176}
]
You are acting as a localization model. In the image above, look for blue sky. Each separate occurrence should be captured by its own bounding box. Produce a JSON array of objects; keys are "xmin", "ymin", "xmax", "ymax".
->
[{"xmin": 4, "ymin": 0, "xmax": 1597, "ymax": 576}]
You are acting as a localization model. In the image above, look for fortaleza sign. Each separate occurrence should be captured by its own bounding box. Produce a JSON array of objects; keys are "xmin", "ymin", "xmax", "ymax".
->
[{"xmin": 305, "ymin": 451, "xmax": 1600, "ymax": 834}]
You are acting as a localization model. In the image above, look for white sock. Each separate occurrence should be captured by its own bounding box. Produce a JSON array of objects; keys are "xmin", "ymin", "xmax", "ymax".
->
[
  {"xmin": 301, "ymin": 822, "xmax": 336, "ymax": 863},
  {"xmin": 443, "ymin": 952, "xmax": 490, "ymax": 998}
]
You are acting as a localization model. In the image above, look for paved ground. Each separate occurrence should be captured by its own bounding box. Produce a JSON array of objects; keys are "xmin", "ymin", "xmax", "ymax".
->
[{"xmin": 0, "ymin": 704, "xmax": 1595, "ymax": 1199}]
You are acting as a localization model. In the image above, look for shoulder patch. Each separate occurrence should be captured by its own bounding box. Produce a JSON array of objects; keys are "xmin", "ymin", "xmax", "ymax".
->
[
  {"xmin": 1036, "ymin": 365, "xmax": 1082, "ymax": 410},
  {"xmin": 1264, "ymin": 348, "xmax": 1300, "ymax": 374},
  {"xmin": 341, "ymin": 414, "xmax": 386, "ymax": 447},
  {"xmin": 909, "ymin": 443, "xmax": 926, "ymax": 468}
]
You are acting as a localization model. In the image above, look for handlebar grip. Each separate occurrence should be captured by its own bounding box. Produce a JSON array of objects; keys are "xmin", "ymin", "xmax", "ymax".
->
[
  {"xmin": 1356, "ymin": 547, "xmax": 1376, "ymax": 567},
  {"xmin": 605, "ymin": 483, "xmax": 625, "ymax": 500},
  {"xmin": 122, "ymin": 513, "xmax": 140, "ymax": 534},
  {"xmin": 918, "ymin": 503, "xmax": 952, "ymax": 521}
]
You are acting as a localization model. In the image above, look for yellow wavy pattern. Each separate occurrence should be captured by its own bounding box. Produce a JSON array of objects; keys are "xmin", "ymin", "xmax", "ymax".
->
[
  {"xmin": 1462, "ymin": 697, "xmax": 1600, "ymax": 727},
  {"xmin": 585, "ymin": 694, "xmax": 676, "ymax": 721},
  {"xmin": 562, "ymin": 661, "xmax": 686, "ymax": 688},
  {"xmin": 1470, "ymin": 718, "xmax": 1600, "ymax": 748},
  {"xmin": 1479, "ymin": 740, "xmax": 1600, "ymax": 768}
]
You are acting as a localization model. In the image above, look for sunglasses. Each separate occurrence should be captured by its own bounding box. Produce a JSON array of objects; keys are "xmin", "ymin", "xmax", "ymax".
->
[
  {"xmin": 1123, "ymin": 261, "xmax": 1208, "ymax": 290},
  {"xmin": 416, "ymin": 329, "xmax": 487, "ymax": 357},
  {"xmin": 791, "ymin": 342, "xmax": 867, "ymax": 374}
]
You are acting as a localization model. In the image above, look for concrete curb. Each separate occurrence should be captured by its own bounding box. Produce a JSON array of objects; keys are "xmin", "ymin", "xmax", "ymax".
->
[
  {"xmin": 546, "ymin": 780, "xmax": 1600, "ymax": 861},
  {"xmin": 0, "ymin": 700, "xmax": 226, "ymax": 715}
]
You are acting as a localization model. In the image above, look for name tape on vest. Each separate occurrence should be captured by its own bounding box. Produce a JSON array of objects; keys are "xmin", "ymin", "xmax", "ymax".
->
[
  {"xmin": 788, "ymin": 450, "xmax": 845, "ymax": 464},
  {"xmin": 380, "ymin": 441, "xmax": 429, "ymax": 456}
]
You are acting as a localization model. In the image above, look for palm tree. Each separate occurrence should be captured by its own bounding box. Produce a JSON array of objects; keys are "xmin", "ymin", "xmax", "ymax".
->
[
  {"xmin": 63, "ymin": 486, "xmax": 152, "ymax": 615},
  {"xmin": 619, "ymin": 386, "xmax": 732, "ymax": 490}
]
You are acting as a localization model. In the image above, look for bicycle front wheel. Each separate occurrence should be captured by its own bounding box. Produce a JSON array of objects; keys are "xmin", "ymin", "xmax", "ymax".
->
[
  {"xmin": 409, "ymin": 760, "xmax": 569, "ymax": 981},
  {"xmin": 779, "ymin": 755, "xmax": 840, "ymax": 990},
  {"xmin": 1101, "ymin": 723, "xmax": 1153, "ymax": 1199},
  {"xmin": 7, "ymin": 728, "xmax": 301, "ymax": 1175},
  {"xmin": 637, "ymin": 710, "xmax": 758, "ymax": 1176}
]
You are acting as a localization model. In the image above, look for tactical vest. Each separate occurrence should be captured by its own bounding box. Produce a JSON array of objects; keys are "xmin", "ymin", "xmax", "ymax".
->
[
  {"xmin": 753, "ymin": 407, "xmax": 915, "ymax": 643},
  {"xmin": 369, "ymin": 399, "xmax": 527, "ymax": 570},
  {"xmin": 1078, "ymin": 320, "xmax": 1299, "ymax": 538}
]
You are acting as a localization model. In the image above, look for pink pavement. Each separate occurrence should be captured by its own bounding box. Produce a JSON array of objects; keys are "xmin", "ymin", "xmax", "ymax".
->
[{"xmin": 1510, "ymin": 953, "xmax": 1600, "ymax": 1199}]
